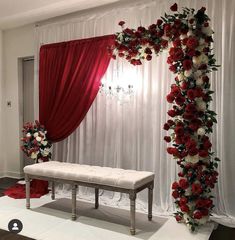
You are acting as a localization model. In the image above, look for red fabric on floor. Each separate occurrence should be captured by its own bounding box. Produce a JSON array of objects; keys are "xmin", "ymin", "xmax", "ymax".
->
[{"xmin": 3, "ymin": 180, "xmax": 49, "ymax": 199}]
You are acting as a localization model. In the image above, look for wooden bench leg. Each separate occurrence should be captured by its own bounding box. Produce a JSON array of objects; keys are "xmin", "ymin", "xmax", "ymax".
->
[
  {"xmin": 51, "ymin": 181, "xmax": 55, "ymax": 200},
  {"xmin": 95, "ymin": 188, "xmax": 99, "ymax": 209},
  {"xmin": 25, "ymin": 174, "xmax": 30, "ymax": 209},
  {"xmin": 72, "ymin": 185, "xmax": 77, "ymax": 221},
  {"xmin": 148, "ymin": 182, "xmax": 154, "ymax": 221},
  {"xmin": 129, "ymin": 191, "xmax": 136, "ymax": 235}
]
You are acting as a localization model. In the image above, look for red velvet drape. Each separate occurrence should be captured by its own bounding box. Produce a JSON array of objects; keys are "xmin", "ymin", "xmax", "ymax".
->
[{"xmin": 39, "ymin": 35, "xmax": 115, "ymax": 142}]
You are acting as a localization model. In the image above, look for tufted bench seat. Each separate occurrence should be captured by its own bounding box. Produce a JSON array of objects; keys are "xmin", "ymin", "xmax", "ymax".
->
[{"xmin": 24, "ymin": 161, "xmax": 155, "ymax": 235}]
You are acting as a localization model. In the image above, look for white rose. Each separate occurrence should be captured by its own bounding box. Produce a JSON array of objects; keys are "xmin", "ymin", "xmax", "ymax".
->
[
  {"xmin": 178, "ymin": 72, "xmax": 185, "ymax": 81},
  {"xmin": 26, "ymin": 133, "xmax": 31, "ymax": 137},
  {"xmin": 41, "ymin": 140, "xmax": 48, "ymax": 146},
  {"xmin": 196, "ymin": 216, "xmax": 209, "ymax": 225},
  {"xmin": 196, "ymin": 99, "xmax": 207, "ymax": 111},
  {"xmin": 184, "ymin": 69, "xmax": 192, "ymax": 77},
  {"xmin": 187, "ymin": 30, "xmax": 194, "ymax": 36},
  {"xmin": 192, "ymin": 56, "xmax": 201, "ymax": 66},
  {"xmin": 196, "ymin": 78, "xmax": 204, "ymax": 86},
  {"xmin": 42, "ymin": 148, "xmax": 51, "ymax": 156},
  {"xmin": 199, "ymin": 38, "xmax": 205, "ymax": 45},
  {"xmin": 202, "ymin": 26, "xmax": 213, "ymax": 36},
  {"xmin": 180, "ymin": 34, "xmax": 187, "ymax": 40},
  {"xmin": 36, "ymin": 136, "xmax": 42, "ymax": 142},
  {"xmin": 33, "ymin": 132, "xmax": 39, "ymax": 137},
  {"xmin": 194, "ymin": 70, "xmax": 202, "ymax": 79},
  {"xmin": 197, "ymin": 128, "xmax": 206, "ymax": 136},
  {"xmin": 31, "ymin": 152, "xmax": 38, "ymax": 159},
  {"xmin": 200, "ymin": 53, "xmax": 209, "ymax": 64},
  {"xmin": 183, "ymin": 213, "xmax": 190, "ymax": 223},
  {"xmin": 184, "ymin": 187, "xmax": 192, "ymax": 196},
  {"xmin": 185, "ymin": 154, "xmax": 199, "ymax": 164}
]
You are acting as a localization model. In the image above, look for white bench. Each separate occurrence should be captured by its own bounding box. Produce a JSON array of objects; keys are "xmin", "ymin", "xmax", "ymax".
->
[{"xmin": 24, "ymin": 161, "xmax": 154, "ymax": 235}]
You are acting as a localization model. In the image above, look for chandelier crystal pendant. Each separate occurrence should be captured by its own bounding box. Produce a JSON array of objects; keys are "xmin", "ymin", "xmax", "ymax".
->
[{"xmin": 99, "ymin": 60, "xmax": 137, "ymax": 103}]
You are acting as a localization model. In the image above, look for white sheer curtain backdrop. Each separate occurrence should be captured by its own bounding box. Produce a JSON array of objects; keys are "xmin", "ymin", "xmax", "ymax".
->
[{"xmin": 35, "ymin": 0, "xmax": 235, "ymax": 226}]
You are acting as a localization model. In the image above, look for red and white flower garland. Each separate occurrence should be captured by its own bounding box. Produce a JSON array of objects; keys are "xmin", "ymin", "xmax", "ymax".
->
[{"xmin": 111, "ymin": 3, "xmax": 220, "ymax": 231}]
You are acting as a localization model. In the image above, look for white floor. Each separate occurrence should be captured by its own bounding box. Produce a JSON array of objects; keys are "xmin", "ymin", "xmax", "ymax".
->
[{"xmin": 0, "ymin": 195, "xmax": 214, "ymax": 240}]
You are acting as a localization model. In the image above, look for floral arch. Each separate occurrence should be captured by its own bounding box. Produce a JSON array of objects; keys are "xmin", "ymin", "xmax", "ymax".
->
[{"xmin": 111, "ymin": 3, "xmax": 220, "ymax": 231}]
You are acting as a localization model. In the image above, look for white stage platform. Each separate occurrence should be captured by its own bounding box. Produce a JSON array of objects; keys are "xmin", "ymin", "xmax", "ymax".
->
[{"xmin": 0, "ymin": 195, "xmax": 214, "ymax": 240}]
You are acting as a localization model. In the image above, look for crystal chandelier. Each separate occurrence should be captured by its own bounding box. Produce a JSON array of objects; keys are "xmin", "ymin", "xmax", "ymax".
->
[{"xmin": 99, "ymin": 61, "xmax": 136, "ymax": 102}]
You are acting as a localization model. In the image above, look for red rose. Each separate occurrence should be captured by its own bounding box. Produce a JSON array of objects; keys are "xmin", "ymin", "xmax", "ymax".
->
[
  {"xmin": 171, "ymin": 85, "xmax": 181, "ymax": 96},
  {"xmin": 167, "ymin": 56, "xmax": 173, "ymax": 64},
  {"xmin": 167, "ymin": 147, "xmax": 178, "ymax": 156},
  {"xmin": 166, "ymin": 93, "xmax": 175, "ymax": 103},
  {"xmin": 201, "ymin": 208, "xmax": 209, "ymax": 216},
  {"xmin": 194, "ymin": 87, "xmax": 203, "ymax": 97},
  {"xmin": 188, "ymin": 147, "xmax": 198, "ymax": 156},
  {"xmin": 178, "ymin": 172, "xmax": 184, "ymax": 177},
  {"xmin": 175, "ymin": 126, "xmax": 184, "ymax": 136},
  {"xmin": 168, "ymin": 109, "xmax": 177, "ymax": 117},
  {"xmin": 175, "ymin": 136, "xmax": 183, "ymax": 144},
  {"xmin": 175, "ymin": 95, "xmax": 185, "ymax": 106},
  {"xmin": 167, "ymin": 119, "xmax": 174, "ymax": 126},
  {"xmin": 189, "ymin": 123, "xmax": 199, "ymax": 131},
  {"xmin": 118, "ymin": 21, "xmax": 125, "ymax": 26},
  {"xmin": 196, "ymin": 199, "xmax": 205, "ymax": 208},
  {"xmin": 173, "ymin": 39, "xmax": 181, "ymax": 47},
  {"xmin": 192, "ymin": 183, "xmax": 203, "ymax": 195},
  {"xmin": 203, "ymin": 140, "xmax": 212, "ymax": 149},
  {"xmin": 161, "ymin": 39, "xmax": 168, "ymax": 48},
  {"xmin": 183, "ymin": 59, "xmax": 193, "ymax": 70},
  {"xmin": 170, "ymin": 3, "xmax": 178, "ymax": 11},
  {"xmin": 154, "ymin": 44, "xmax": 161, "ymax": 53},
  {"xmin": 169, "ymin": 64, "xmax": 177, "ymax": 72},
  {"xmin": 187, "ymin": 49, "xmax": 196, "ymax": 57},
  {"xmin": 145, "ymin": 48, "xmax": 152, "ymax": 54},
  {"xmin": 169, "ymin": 48, "xmax": 184, "ymax": 61},
  {"xmin": 172, "ymin": 181, "xmax": 179, "ymax": 189},
  {"xmin": 200, "ymin": 7, "xmax": 206, "ymax": 12},
  {"xmin": 156, "ymin": 19, "xmax": 163, "ymax": 26},
  {"xmin": 205, "ymin": 199, "xmax": 213, "ymax": 208},
  {"xmin": 180, "ymin": 81, "xmax": 189, "ymax": 90},
  {"xmin": 118, "ymin": 53, "xmax": 124, "ymax": 57},
  {"xmin": 199, "ymin": 64, "xmax": 207, "ymax": 70},
  {"xmin": 186, "ymin": 36, "xmax": 199, "ymax": 49},
  {"xmin": 199, "ymin": 150, "xmax": 208, "ymax": 158},
  {"xmin": 186, "ymin": 139, "xmax": 197, "ymax": 149},
  {"xmin": 203, "ymin": 76, "xmax": 209, "ymax": 83},
  {"xmin": 146, "ymin": 55, "xmax": 152, "ymax": 61},
  {"xmin": 187, "ymin": 89, "xmax": 195, "ymax": 100},
  {"xmin": 180, "ymin": 204, "xmax": 189, "ymax": 213},
  {"xmin": 163, "ymin": 123, "xmax": 170, "ymax": 130},
  {"xmin": 175, "ymin": 215, "xmax": 182, "ymax": 222},
  {"xmin": 179, "ymin": 197, "xmax": 188, "ymax": 206},
  {"xmin": 179, "ymin": 178, "xmax": 189, "ymax": 189},
  {"xmin": 164, "ymin": 136, "xmax": 171, "ymax": 143},
  {"xmin": 172, "ymin": 190, "xmax": 179, "ymax": 199},
  {"xmin": 193, "ymin": 210, "xmax": 203, "ymax": 219}
]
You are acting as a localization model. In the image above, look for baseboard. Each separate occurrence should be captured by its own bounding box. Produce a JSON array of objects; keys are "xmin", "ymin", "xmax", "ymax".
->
[
  {"xmin": 3, "ymin": 171, "xmax": 24, "ymax": 179},
  {"xmin": 0, "ymin": 172, "xmax": 5, "ymax": 178}
]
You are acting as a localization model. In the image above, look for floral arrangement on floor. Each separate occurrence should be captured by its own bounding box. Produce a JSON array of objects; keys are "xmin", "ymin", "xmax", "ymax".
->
[
  {"xmin": 21, "ymin": 120, "xmax": 52, "ymax": 162},
  {"xmin": 110, "ymin": 3, "xmax": 220, "ymax": 231}
]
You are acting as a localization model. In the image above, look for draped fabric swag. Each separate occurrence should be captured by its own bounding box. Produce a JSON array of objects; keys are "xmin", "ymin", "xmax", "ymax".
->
[{"xmin": 39, "ymin": 35, "xmax": 115, "ymax": 142}]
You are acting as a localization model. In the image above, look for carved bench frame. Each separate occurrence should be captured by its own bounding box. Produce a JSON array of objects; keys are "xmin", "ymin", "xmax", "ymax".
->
[{"xmin": 25, "ymin": 174, "xmax": 154, "ymax": 235}]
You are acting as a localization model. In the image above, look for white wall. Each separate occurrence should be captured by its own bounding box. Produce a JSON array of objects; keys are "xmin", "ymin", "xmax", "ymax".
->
[
  {"xmin": 0, "ymin": 30, "xmax": 4, "ymax": 177},
  {"xmin": 3, "ymin": 24, "xmax": 34, "ymax": 178}
]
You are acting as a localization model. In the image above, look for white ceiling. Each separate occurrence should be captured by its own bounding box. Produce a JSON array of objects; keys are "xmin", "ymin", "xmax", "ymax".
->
[{"xmin": 0, "ymin": 0, "xmax": 119, "ymax": 30}]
